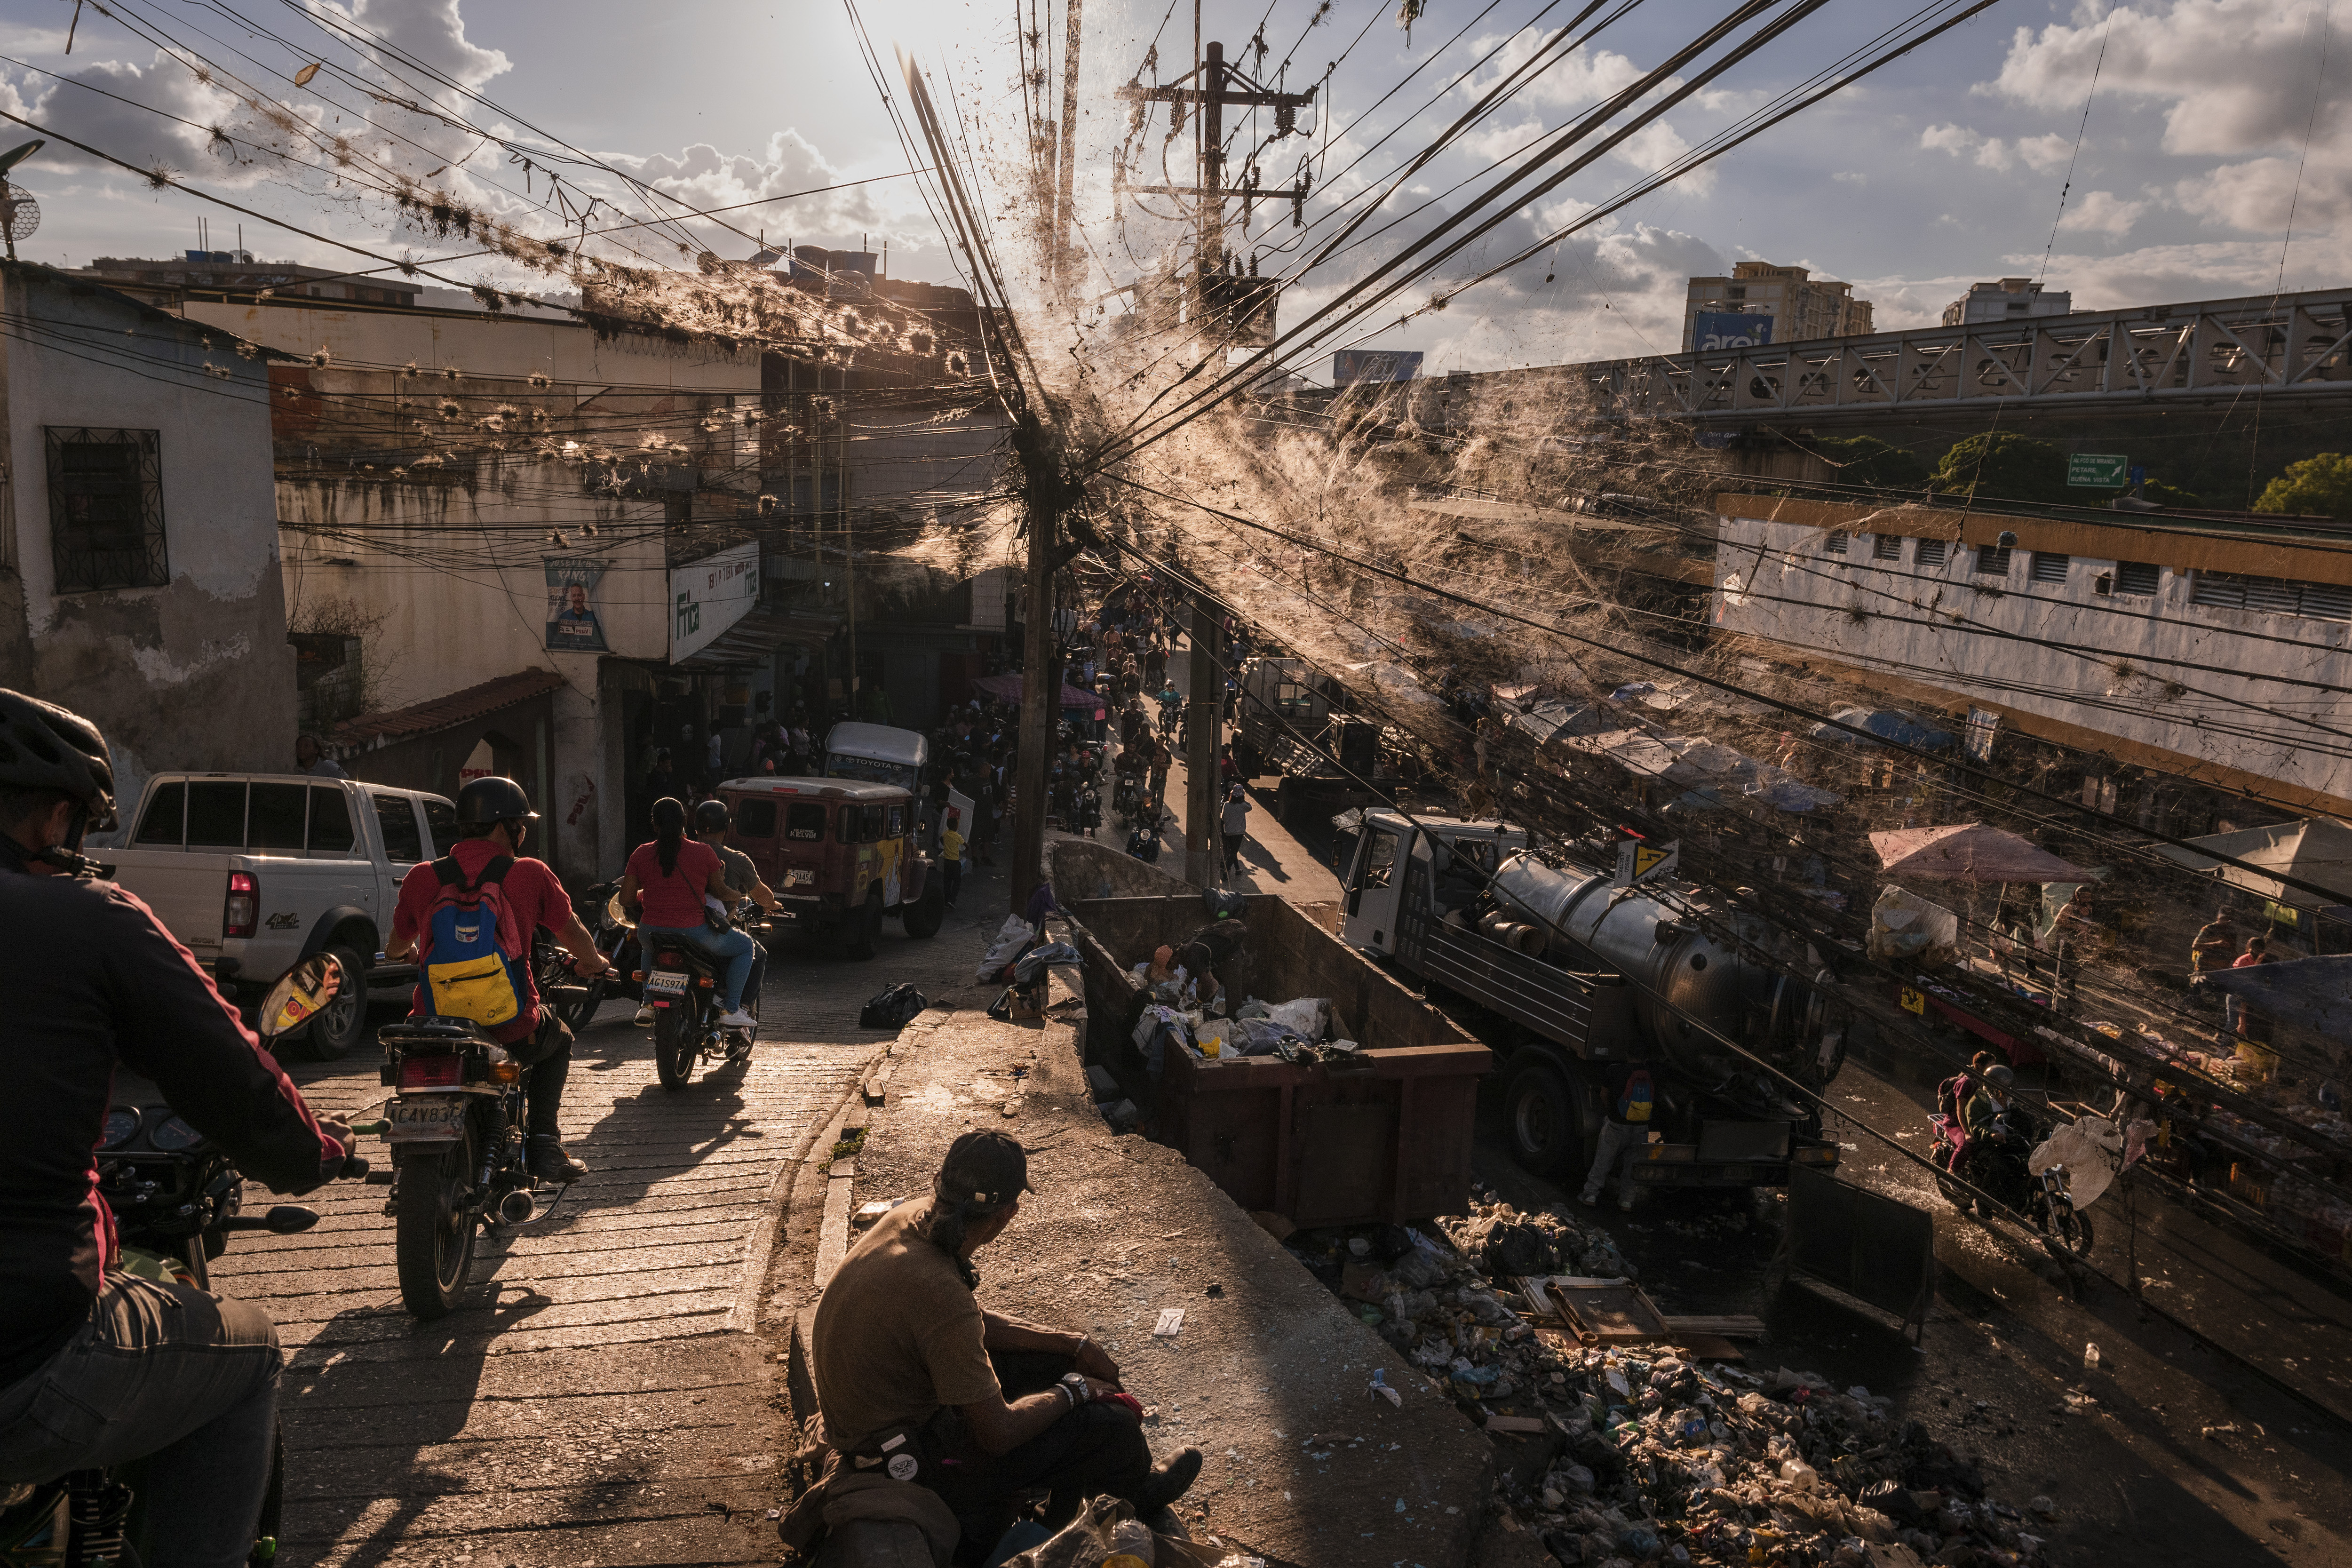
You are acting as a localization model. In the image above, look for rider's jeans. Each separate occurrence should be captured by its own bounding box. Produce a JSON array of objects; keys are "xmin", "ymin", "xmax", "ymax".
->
[
  {"xmin": 0, "ymin": 1272, "xmax": 280, "ymax": 1568},
  {"xmin": 642, "ymin": 924, "xmax": 756, "ymax": 1013}
]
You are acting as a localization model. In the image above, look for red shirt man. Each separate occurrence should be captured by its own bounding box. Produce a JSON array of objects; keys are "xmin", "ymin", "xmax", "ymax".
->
[{"xmin": 391, "ymin": 836, "xmax": 575, "ymax": 1046}]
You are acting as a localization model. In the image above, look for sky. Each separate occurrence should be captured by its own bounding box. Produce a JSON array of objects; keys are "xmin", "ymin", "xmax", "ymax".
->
[{"xmin": 0, "ymin": 0, "xmax": 2343, "ymax": 378}]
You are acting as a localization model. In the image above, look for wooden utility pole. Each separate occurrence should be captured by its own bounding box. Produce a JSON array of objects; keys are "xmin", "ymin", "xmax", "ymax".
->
[
  {"xmin": 1053, "ymin": 0, "xmax": 1084, "ymax": 290},
  {"xmin": 1184, "ymin": 592, "xmax": 1219, "ymax": 886},
  {"xmin": 1010, "ymin": 419, "xmax": 1062, "ymax": 915}
]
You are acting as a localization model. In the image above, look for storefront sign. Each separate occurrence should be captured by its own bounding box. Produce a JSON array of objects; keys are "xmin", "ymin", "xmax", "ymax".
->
[
  {"xmin": 669, "ymin": 541, "xmax": 761, "ymax": 663},
  {"xmin": 1692, "ymin": 312, "xmax": 1774, "ymax": 351}
]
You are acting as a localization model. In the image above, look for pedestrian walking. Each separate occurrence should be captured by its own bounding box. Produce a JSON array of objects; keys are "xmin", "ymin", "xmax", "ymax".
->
[
  {"xmin": 2189, "ymin": 908, "xmax": 2236, "ymax": 995},
  {"xmin": 939, "ymin": 809, "xmax": 965, "ymax": 907},
  {"xmin": 1580, "ymin": 1059, "xmax": 1655, "ymax": 1211},
  {"xmin": 1219, "ymin": 784, "xmax": 1249, "ymax": 882}
]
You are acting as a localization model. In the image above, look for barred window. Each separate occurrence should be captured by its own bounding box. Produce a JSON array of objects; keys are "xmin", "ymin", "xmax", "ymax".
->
[
  {"xmin": 1872, "ymin": 533, "xmax": 1903, "ymax": 562},
  {"xmin": 1974, "ymin": 544, "xmax": 2012, "ymax": 576},
  {"xmin": 46, "ymin": 428, "xmax": 167, "ymax": 594},
  {"xmin": 1915, "ymin": 539, "xmax": 1948, "ymax": 568},
  {"xmin": 1825, "ymin": 531, "xmax": 1848, "ymax": 556},
  {"xmin": 2112, "ymin": 561, "xmax": 2160, "ymax": 596},
  {"xmin": 2031, "ymin": 552, "xmax": 2071, "ymax": 584},
  {"xmin": 2193, "ymin": 571, "xmax": 2352, "ymax": 621}
]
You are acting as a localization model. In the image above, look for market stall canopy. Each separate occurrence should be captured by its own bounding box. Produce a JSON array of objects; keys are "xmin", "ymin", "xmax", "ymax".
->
[
  {"xmin": 1564, "ymin": 728, "xmax": 1843, "ymax": 813},
  {"xmin": 2149, "ymin": 817, "xmax": 2352, "ymax": 910},
  {"xmin": 970, "ymin": 672, "xmax": 1104, "ymax": 709},
  {"xmin": 1872, "ymin": 822, "xmax": 2088, "ymax": 884},
  {"xmin": 1809, "ymin": 707, "xmax": 1956, "ymax": 749},
  {"xmin": 2199, "ymin": 954, "xmax": 2352, "ymax": 1038}
]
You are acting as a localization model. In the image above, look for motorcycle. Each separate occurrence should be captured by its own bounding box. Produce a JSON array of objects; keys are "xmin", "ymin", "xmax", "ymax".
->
[
  {"xmin": 0, "ymin": 955, "xmax": 365, "ymax": 1568},
  {"xmin": 533, "ymin": 880, "xmax": 637, "ymax": 1034},
  {"xmin": 636, "ymin": 916, "xmax": 765, "ymax": 1090},
  {"xmin": 1930, "ymin": 1103, "xmax": 2095, "ymax": 1260},
  {"xmin": 371, "ymin": 960, "xmax": 594, "ymax": 1318}
]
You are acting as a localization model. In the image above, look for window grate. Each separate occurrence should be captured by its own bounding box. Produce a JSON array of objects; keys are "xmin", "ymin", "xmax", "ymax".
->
[
  {"xmin": 46, "ymin": 428, "xmax": 167, "ymax": 594},
  {"xmin": 1915, "ymin": 539, "xmax": 1948, "ymax": 568},
  {"xmin": 1825, "ymin": 531, "xmax": 1848, "ymax": 556},
  {"xmin": 2192, "ymin": 571, "xmax": 2352, "ymax": 621},
  {"xmin": 1873, "ymin": 534, "xmax": 1903, "ymax": 562},
  {"xmin": 1974, "ymin": 544, "xmax": 2012, "ymax": 576},
  {"xmin": 2031, "ymin": 552, "xmax": 2070, "ymax": 584},
  {"xmin": 2113, "ymin": 560, "xmax": 2160, "ymax": 596}
]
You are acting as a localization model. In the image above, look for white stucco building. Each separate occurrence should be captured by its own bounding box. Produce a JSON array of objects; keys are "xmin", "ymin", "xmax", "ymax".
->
[{"xmin": 1710, "ymin": 493, "xmax": 2352, "ymax": 819}]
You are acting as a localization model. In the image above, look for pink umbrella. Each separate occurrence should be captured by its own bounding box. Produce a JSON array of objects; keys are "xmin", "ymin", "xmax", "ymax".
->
[{"xmin": 1870, "ymin": 822, "xmax": 2088, "ymax": 885}]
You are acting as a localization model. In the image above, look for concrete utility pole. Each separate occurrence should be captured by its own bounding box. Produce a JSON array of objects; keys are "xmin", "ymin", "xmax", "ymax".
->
[
  {"xmin": 1010, "ymin": 419, "xmax": 1063, "ymax": 916},
  {"xmin": 1053, "ymin": 0, "xmax": 1084, "ymax": 291},
  {"xmin": 1185, "ymin": 591, "xmax": 1219, "ymax": 886}
]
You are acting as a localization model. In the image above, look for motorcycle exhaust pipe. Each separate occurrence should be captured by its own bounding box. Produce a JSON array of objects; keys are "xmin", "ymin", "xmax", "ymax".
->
[{"xmin": 498, "ymin": 1189, "xmax": 538, "ymax": 1224}]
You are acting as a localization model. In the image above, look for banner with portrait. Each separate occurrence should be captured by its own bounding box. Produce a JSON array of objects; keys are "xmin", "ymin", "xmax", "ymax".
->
[{"xmin": 545, "ymin": 558, "xmax": 610, "ymax": 652}]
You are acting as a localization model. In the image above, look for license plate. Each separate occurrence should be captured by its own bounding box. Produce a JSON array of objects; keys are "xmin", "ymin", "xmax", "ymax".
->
[
  {"xmin": 644, "ymin": 970, "xmax": 689, "ymax": 995},
  {"xmin": 385, "ymin": 1099, "xmax": 467, "ymax": 1144}
]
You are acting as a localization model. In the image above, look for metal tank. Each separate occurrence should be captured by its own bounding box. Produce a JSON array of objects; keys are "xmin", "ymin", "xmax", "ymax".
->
[{"xmin": 1491, "ymin": 852, "xmax": 1828, "ymax": 1086}]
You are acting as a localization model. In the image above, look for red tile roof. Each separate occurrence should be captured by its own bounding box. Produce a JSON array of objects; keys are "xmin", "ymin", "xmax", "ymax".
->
[{"xmin": 337, "ymin": 669, "xmax": 566, "ymax": 745}]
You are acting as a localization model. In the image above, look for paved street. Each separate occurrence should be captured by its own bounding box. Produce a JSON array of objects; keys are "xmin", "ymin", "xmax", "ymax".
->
[{"xmin": 194, "ymin": 884, "xmax": 1011, "ymax": 1568}]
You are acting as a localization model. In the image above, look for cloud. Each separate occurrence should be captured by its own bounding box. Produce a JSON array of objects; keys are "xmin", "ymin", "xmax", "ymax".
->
[
  {"xmin": 2058, "ymin": 189, "xmax": 2145, "ymax": 235},
  {"xmin": 1831, "ymin": 170, "xmax": 1867, "ymax": 187},
  {"xmin": 1991, "ymin": 0, "xmax": 2352, "ymax": 231},
  {"xmin": 2014, "ymin": 133, "xmax": 2073, "ymax": 174},
  {"xmin": 611, "ymin": 130, "xmax": 914, "ymax": 258},
  {"xmin": 1921, "ymin": 123, "xmax": 2014, "ymax": 171},
  {"xmin": 2001, "ymin": 239, "xmax": 2311, "ymax": 306}
]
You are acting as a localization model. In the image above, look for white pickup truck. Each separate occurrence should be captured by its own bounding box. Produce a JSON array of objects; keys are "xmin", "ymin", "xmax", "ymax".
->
[{"xmin": 104, "ymin": 772, "xmax": 460, "ymax": 1059}]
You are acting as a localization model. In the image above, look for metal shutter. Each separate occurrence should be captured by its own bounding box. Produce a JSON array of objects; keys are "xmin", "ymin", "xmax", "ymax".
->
[{"xmin": 2031, "ymin": 552, "xmax": 2070, "ymax": 584}]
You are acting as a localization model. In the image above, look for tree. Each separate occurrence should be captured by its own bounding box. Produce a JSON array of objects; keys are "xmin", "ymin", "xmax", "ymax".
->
[
  {"xmin": 1809, "ymin": 434, "xmax": 1929, "ymax": 492},
  {"xmin": 2254, "ymin": 452, "xmax": 2352, "ymax": 521},
  {"xmin": 1925, "ymin": 433, "xmax": 2072, "ymax": 506}
]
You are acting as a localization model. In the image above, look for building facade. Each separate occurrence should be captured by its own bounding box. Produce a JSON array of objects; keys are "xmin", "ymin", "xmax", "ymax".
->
[
  {"xmin": 1709, "ymin": 493, "xmax": 2352, "ymax": 817},
  {"xmin": 1940, "ymin": 278, "xmax": 2071, "ymax": 326},
  {"xmin": 0, "ymin": 263, "xmax": 296, "ymax": 827},
  {"xmin": 1682, "ymin": 262, "xmax": 1873, "ymax": 351}
]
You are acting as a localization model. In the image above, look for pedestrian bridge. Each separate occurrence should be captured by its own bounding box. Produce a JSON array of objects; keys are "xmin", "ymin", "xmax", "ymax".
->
[{"xmin": 1581, "ymin": 286, "xmax": 2352, "ymax": 428}]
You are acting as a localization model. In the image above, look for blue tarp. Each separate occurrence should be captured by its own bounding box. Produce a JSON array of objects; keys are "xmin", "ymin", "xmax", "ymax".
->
[{"xmin": 1809, "ymin": 706, "xmax": 1956, "ymax": 750}]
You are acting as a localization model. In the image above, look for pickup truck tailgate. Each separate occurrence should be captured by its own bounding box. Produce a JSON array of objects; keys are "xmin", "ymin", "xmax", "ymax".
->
[{"xmin": 108, "ymin": 850, "xmax": 226, "ymax": 949}]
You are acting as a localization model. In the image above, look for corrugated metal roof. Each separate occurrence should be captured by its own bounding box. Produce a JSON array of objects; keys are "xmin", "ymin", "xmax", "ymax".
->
[{"xmin": 337, "ymin": 669, "xmax": 564, "ymax": 745}]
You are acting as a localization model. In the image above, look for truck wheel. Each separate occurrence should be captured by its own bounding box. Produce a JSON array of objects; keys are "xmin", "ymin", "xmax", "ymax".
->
[
  {"xmin": 843, "ymin": 890, "xmax": 884, "ymax": 961},
  {"xmin": 1506, "ymin": 1061, "xmax": 1587, "ymax": 1179},
  {"xmin": 302, "ymin": 944, "xmax": 371, "ymax": 1061},
  {"xmin": 903, "ymin": 876, "xmax": 946, "ymax": 939}
]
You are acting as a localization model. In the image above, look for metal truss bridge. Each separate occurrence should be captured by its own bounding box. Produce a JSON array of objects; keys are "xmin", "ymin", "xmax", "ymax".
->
[{"xmin": 1581, "ymin": 287, "xmax": 2352, "ymax": 428}]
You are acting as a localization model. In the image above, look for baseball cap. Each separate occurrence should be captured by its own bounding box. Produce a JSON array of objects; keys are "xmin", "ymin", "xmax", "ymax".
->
[{"xmin": 937, "ymin": 1130, "xmax": 1032, "ymax": 1207}]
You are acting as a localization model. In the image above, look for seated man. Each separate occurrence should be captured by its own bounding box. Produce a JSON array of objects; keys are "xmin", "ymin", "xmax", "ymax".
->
[{"xmin": 811, "ymin": 1132, "xmax": 1200, "ymax": 1555}]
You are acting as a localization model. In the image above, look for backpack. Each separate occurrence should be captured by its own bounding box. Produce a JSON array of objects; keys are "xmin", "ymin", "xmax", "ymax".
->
[
  {"xmin": 859, "ymin": 982, "xmax": 927, "ymax": 1030},
  {"xmin": 422, "ymin": 855, "xmax": 528, "ymax": 1026},
  {"xmin": 1614, "ymin": 1068, "xmax": 1655, "ymax": 1124}
]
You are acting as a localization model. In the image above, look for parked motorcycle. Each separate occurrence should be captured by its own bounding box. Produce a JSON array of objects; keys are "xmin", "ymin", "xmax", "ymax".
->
[
  {"xmin": 0, "ymin": 955, "xmax": 364, "ymax": 1568},
  {"xmin": 1930, "ymin": 1104, "xmax": 2095, "ymax": 1260},
  {"xmin": 636, "ymin": 917, "xmax": 765, "ymax": 1090}
]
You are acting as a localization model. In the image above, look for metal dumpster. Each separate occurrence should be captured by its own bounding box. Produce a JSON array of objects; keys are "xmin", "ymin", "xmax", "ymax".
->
[{"xmin": 1064, "ymin": 891, "xmax": 1490, "ymax": 1227}]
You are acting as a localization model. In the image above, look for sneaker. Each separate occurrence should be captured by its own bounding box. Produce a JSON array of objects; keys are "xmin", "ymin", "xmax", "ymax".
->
[
  {"xmin": 1139, "ymin": 1447, "xmax": 1203, "ymax": 1511},
  {"xmin": 1618, "ymin": 1195, "xmax": 1636, "ymax": 1213},
  {"xmin": 527, "ymin": 1136, "xmax": 587, "ymax": 1184},
  {"xmin": 633, "ymin": 1005, "xmax": 654, "ymax": 1027},
  {"xmin": 718, "ymin": 1007, "xmax": 758, "ymax": 1029},
  {"xmin": 1579, "ymin": 1191, "xmax": 1601, "ymax": 1207}
]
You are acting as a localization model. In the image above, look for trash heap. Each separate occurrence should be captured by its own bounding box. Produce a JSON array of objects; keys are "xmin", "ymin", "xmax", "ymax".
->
[{"xmin": 1283, "ymin": 1199, "xmax": 2051, "ymax": 1568}]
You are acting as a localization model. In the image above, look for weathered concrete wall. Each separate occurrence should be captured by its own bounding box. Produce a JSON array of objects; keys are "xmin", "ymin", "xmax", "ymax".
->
[
  {"xmin": 1044, "ymin": 834, "xmax": 1195, "ymax": 901},
  {"xmin": 1, "ymin": 267, "xmax": 294, "ymax": 823}
]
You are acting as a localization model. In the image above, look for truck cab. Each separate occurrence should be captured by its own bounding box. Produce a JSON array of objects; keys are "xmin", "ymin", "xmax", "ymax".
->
[
  {"xmin": 718, "ymin": 777, "xmax": 944, "ymax": 959},
  {"xmin": 1341, "ymin": 810, "xmax": 1528, "ymax": 955}
]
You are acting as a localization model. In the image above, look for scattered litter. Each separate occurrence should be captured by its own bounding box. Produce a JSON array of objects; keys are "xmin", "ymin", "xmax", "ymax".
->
[
  {"xmin": 1368, "ymin": 1369, "xmax": 1402, "ymax": 1408},
  {"xmin": 2082, "ymin": 1342, "xmax": 2101, "ymax": 1372},
  {"xmin": 1153, "ymin": 1308, "xmax": 1185, "ymax": 1337}
]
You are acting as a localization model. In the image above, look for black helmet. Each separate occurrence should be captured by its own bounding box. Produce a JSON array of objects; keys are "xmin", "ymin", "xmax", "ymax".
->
[
  {"xmin": 693, "ymin": 798, "xmax": 731, "ymax": 836},
  {"xmin": 455, "ymin": 775, "xmax": 539, "ymax": 829},
  {"xmin": 0, "ymin": 689, "xmax": 117, "ymax": 829}
]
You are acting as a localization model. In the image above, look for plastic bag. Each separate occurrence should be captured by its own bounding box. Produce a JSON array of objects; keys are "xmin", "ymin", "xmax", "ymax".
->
[
  {"xmin": 977, "ymin": 914, "xmax": 1034, "ymax": 982},
  {"xmin": 2026, "ymin": 1114, "xmax": 2121, "ymax": 1210},
  {"xmin": 858, "ymin": 982, "xmax": 926, "ymax": 1030},
  {"xmin": 1013, "ymin": 941, "xmax": 1082, "ymax": 985},
  {"xmin": 1265, "ymin": 997, "xmax": 1331, "ymax": 1041}
]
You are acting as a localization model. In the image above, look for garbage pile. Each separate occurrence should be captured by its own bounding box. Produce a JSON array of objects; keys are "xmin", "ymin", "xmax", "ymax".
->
[{"xmin": 1284, "ymin": 1200, "xmax": 2051, "ymax": 1568}]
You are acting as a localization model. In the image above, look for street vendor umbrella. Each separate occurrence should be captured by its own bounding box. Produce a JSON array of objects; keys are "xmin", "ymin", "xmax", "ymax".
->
[
  {"xmin": 969, "ymin": 672, "xmax": 1104, "ymax": 709},
  {"xmin": 2199, "ymin": 954, "xmax": 2352, "ymax": 1038},
  {"xmin": 1870, "ymin": 822, "xmax": 2088, "ymax": 884}
]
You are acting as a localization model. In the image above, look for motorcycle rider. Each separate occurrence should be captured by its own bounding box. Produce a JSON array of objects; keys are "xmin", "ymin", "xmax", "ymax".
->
[
  {"xmin": 1952, "ymin": 1062, "xmax": 2018, "ymax": 1210},
  {"xmin": 694, "ymin": 797, "xmax": 778, "ymax": 1057},
  {"xmin": 0, "ymin": 690, "xmax": 357, "ymax": 1568},
  {"xmin": 384, "ymin": 776, "xmax": 610, "ymax": 1184}
]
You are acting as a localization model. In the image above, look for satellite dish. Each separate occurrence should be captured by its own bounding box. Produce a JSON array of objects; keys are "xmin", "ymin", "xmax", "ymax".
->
[
  {"xmin": 0, "ymin": 139, "xmax": 41, "ymax": 177},
  {"xmin": 0, "ymin": 184, "xmax": 38, "ymax": 244}
]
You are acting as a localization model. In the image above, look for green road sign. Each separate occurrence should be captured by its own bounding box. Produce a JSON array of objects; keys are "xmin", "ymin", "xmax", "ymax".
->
[{"xmin": 2068, "ymin": 453, "xmax": 2129, "ymax": 488}]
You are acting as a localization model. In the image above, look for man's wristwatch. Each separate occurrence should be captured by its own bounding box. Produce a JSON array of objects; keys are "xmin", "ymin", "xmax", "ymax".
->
[{"xmin": 1057, "ymin": 1371, "xmax": 1092, "ymax": 1410}]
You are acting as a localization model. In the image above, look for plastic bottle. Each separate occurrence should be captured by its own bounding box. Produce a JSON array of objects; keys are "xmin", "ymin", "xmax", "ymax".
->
[
  {"xmin": 1106, "ymin": 1517, "xmax": 1156, "ymax": 1565},
  {"xmin": 1780, "ymin": 1457, "xmax": 1820, "ymax": 1493},
  {"xmin": 2082, "ymin": 1342, "xmax": 2101, "ymax": 1372}
]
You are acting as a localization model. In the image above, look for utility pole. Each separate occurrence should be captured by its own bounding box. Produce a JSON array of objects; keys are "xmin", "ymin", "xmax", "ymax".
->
[
  {"xmin": 1010, "ymin": 415, "xmax": 1069, "ymax": 916},
  {"xmin": 1053, "ymin": 0, "xmax": 1084, "ymax": 292},
  {"xmin": 1185, "ymin": 592, "xmax": 1219, "ymax": 886}
]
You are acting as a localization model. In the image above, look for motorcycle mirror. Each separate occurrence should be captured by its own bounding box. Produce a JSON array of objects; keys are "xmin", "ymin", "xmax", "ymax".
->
[
  {"xmin": 265, "ymin": 1204, "xmax": 320, "ymax": 1234},
  {"xmin": 256, "ymin": 952, "xmax": 346, "ymax": 1040},
  {"xmin": 606, "ymin": 892, "xmax": 631, "ymax": 927}
]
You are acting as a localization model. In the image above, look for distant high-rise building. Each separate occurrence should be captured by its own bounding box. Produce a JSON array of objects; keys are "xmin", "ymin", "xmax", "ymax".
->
[
  {"xmin": 1681, "ymin": 262, "xmax": 1873, "ymax": 353},
  {"xmin": 1942, "ymin": 277, "xmax": 2070, "ymax": 326}
]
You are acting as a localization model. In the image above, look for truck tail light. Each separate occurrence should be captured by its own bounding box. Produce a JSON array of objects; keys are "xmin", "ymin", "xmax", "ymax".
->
[
  {"xmin": 224, "ymin": 872, "xmax": 259, "ymax": 939},
  {"xmin": 399, "ymin": 1054, "xmax": 463, "ymax": 1090}
]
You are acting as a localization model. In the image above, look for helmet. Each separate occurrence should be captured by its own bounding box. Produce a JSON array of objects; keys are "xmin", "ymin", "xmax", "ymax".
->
[
  {"xmin": 455, "ymin": 776, "xmax": 539, "ymax": 829},
  {"xmin": 693, "ymin": 798, "xmax": 731, "ymax": 836},
  {"xmin": 0, "ymin": 689, "xmax": 117, "ymax": 829},
  {"xmin": 1984, "ymin": 1064, "xmax": 2016, "ymax": 1090}
]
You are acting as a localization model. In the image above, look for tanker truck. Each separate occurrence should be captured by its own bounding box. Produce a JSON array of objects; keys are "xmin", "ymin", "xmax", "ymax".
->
[{"xmin": 1339, "ymin": 807, "xmax": 1846, "ymax": 1187}]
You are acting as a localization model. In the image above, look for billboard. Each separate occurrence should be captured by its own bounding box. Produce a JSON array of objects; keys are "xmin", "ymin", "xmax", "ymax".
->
[
  {"xmin": 1333, "ymin": 349, "xmax": 1423, "ymax": 385},
  {"xmin": 669, "ymin": 541, "xmax": 761, "ymax": 663},
  {"xmin": 544, "ymin": 557, "xmax": 610, "ymax": 653},
  {"xmin": 1691, "ymin": 311, "xmax": 1774, "ymax": 351}
]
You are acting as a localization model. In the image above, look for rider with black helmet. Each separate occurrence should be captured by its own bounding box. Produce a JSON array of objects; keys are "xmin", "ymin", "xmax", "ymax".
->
[
  {"xmin": 0, "ymin": 689, "xmax": 358, "ymax": 1566},
  {"xmin": 384, "ymin": 775, "xmax": 610, "ymax": 1184}
]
